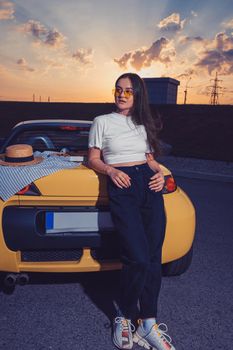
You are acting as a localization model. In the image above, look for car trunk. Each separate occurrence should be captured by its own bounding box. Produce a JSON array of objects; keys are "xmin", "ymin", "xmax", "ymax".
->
[{"xmin": 34, "ymin": 164, "xmax": 107, "ymax": 197}]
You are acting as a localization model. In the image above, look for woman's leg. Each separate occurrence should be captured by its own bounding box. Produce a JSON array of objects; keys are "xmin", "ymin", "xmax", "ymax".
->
[
  {"xmin": 139, "ymin": 188, "xmax": 166, "ymax": 318},
  {"xmin": 110, "ymin": 194, "xmax": 150, "ymax": 319}
]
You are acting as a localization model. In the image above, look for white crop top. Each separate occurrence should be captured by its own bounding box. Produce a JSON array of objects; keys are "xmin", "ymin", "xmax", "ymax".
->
[{"xmin": 88, "ymin": 112, "xmax": 151, "ymax": 164}]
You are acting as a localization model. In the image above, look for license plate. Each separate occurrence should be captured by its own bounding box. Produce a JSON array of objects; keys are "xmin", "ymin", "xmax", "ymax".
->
[{"xmin": 45, "ymin": 211, "xmax": 114, "ymax": 233}]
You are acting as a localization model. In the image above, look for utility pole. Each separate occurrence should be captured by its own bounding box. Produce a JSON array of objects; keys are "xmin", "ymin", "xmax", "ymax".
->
[
  {"xmin": 184, "ymin": 77, "xmax": 191, "ymax": 104},
  {"xmin": 33, "ymin": 93, "xmax": 35, "ymax": 102},
  {"xmin": 210, "ymin": 72, "xmax": 222, "ymax": 105}
]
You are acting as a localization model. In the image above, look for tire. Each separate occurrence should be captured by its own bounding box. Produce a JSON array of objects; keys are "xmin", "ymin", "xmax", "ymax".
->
[{"xmin": 162, "ymin": 245, "xmax": 193, "ymax": 277}]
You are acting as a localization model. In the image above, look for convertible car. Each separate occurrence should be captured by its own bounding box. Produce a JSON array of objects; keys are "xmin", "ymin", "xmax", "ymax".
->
[{"xmin": 0, "ymin": 119, "xmax": 195, "ymax": 287}]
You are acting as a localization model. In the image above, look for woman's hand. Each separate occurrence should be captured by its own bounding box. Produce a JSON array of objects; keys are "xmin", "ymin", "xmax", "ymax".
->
[
  {"xmin": 88, "ymin": 148, "xmax": 131, "ymax": 188},
  {"xmin": 106, "ymin": 167, "xmax": 131, "ymax": 189},
  {"xmin": 148, "ymin": 171, "xmax": 165, "ymax": 192},
  {"xmin": 146, "ymin": 153, "xmax": 165, "ymax": 192}
]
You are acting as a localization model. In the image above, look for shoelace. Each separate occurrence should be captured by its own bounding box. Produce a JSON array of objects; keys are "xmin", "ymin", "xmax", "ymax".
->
[
  {"xmin": 115, "ymin": 317, "xmax": 136, "ymax": 333},
  {"xmin": 153, "ymin": 323, "xmax": 172, "ymax": 345}
]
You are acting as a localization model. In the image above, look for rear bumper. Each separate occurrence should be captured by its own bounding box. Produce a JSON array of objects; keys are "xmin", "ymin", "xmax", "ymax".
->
[{"xmin": 0, "ymin": 187, "xmax": 195, "ymax": 273}]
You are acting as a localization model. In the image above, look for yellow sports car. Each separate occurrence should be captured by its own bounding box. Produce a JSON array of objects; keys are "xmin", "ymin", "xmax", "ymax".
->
[{"xmin": 0, "ymin": 119, "xmax": 195, "ymax": 287}]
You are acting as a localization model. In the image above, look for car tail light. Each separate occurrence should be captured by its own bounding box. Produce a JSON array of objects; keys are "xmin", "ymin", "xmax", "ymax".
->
[
  {"xmin": 17, "ymin": 183, "xmax": 41, "ymax": 196},
  {"xmin": 162, "ymin": 175, "xmax": 177, "ymax": 194}
]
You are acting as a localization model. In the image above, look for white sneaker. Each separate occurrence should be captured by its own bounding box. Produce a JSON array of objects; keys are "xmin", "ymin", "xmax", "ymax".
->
[
  {"xmin": 113, "ymin": 317, "xmax": 135, "ymax": 349},
  {"xmin": 133, "ymin": 320, "xmax": 176, "ymax": 350}
]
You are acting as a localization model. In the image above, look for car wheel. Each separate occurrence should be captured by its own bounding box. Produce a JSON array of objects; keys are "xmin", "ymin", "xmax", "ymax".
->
[{"xmin": 162, "ymin": 245, "xmax": 193, "ymax": 277}]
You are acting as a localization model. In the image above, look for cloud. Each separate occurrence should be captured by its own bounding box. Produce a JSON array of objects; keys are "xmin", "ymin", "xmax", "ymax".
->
[
  {"xmin": 18, "ymin": 20, "xmax": 93, "ymax": 70},
  {"xmin": 191, "ymin": 10, "xmax": 198, "ymax": 17},
  {"xmin": 114, "ymin": 37, "xmax": 175, "ymax": 71},
  {"xmin": 222, "ymin": 18, "xmax": 233, "ymax": 29},
  {"xmin": 44, "ymin": 29, "xmax": 65, "ymax": 46},
  {"xmin": 196, "ymin": 32, "xmax": 233, "ymax": 75},
  {"xmin": 176, "ymin": 69, "xmax": 195, "ymax": 79},
  {"xmin": 215, "ymin": 32, "xmax": 233, "ymax": 50},
  {"xmin": 72, "ymin": 48, "xmax": 94, "ymax": 65},
  {"xmin": 196, "ymin": 86, "xmax": 211, "ymax": 97},
  {"xmin": 179, "ymin": 36, "xmax": 204, "ymax": 45},
  {"xmin": 158, "ymin": 13, "xmax": 186, "ymax": 33},
  {"xmin": 43, "ymin": 58, "xmax": 65, "ymax": 69},
  {"xmin": 16, "ymin": 58, "xmax": 35, "ymax": 72},
  {"xmin": 0, "ymin": 1, "xmax": 14, "ymax": 20},
  {"xmin": 19, "ymin": 20, "xmax": 65, "ymax": 48},
  {"xmin": 114, "ymin": 53, "xmax": 131, "ymax": 70}
]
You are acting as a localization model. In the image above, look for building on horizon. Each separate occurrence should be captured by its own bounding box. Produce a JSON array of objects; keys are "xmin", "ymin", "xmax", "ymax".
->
[{"xmin": 143, "ymin": 77, "xmax": 180, "ymax": 104}]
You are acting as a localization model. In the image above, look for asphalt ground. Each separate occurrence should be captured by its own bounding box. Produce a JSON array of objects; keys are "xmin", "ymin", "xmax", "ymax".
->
[
  {"xmin": 0, "ymin": 174, "xmax": 233, "ymax": 350},
  {"xmin": 158, "ymin": 155, "xmax": 233, "ymax": 183}
]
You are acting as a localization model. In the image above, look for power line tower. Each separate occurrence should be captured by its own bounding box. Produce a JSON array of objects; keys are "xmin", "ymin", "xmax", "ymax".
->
[
  {"xmin": 210, "ymin": 72, "xmax": 222, "ymax": 105},
  {"xmin": 184, "ymin": 77, "xmax": 191, "ymax": 104}
]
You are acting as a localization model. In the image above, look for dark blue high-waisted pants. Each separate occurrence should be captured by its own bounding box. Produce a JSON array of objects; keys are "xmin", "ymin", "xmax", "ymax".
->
[{"xmin": 107, "ymin": 163, "xmax": 166, "ymax": 320}]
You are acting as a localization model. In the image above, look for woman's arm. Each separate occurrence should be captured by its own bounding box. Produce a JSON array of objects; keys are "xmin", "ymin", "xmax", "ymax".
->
[
  {"xmin": 88, "ymin": 147, "xmax": 131, "ymax": 188},
  {"xmin": 146, "ymin": 153, "xmax": 165, "ymax": 192},
  {"xmin": 88, "ymin": 147, "xmax": 113, "ymax": 175}
]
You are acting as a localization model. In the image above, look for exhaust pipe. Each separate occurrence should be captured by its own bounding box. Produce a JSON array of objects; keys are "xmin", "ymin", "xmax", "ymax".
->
[
  {"xmin": 4, "ymin": 273, "xmax": 30, "ymax": 287},
  {"xmin": 4, "ymin": 273, "xmax": 17, "ymax": 287},
  {"xmin": 17, "ymin": 273, "xmax": 29, "ymax": 286}
]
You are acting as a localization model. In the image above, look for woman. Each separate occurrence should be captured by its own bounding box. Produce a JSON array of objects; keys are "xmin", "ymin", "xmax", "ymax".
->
[{"xmin": 88, "ymin": 73, "xmax": 176, "ymax": 350}]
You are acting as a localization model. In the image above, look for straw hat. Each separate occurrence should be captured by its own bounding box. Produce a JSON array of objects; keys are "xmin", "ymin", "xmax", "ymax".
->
[{"xmin": 0, "ymin": 144, "xmax": 43, "ymax": 166}]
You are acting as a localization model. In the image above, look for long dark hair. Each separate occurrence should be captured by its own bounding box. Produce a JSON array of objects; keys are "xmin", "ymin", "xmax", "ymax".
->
[{"xmin": 115, "ymin": 73, "xmax": 161, "ymax": 156}]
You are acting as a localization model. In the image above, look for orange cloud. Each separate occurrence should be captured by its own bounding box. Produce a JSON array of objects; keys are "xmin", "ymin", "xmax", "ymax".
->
[
  {"xmin": 0, "ymin": 1, "xmax": 14, "ymax": 20},
  {"xmin": 16, "ymin": 58, "xmax": 35, "ymax": 72},
  {"xmin": 179, "ymin": 36, "xmax": 204, "ymax": 45},
  {"xmin": 72, "ymin": 48, "xmax": 94, "ymax": 65},
  {"xmin": 114, "ymin": 37, "xmax": 175, "ymax": 71},
  {"xmin": 19, "ymin": 20, "xmax": 65, "ymax": 48},
  {"xmin": 176, "ymin": 69, "xmax": 196, "ymax": 79},
  {"xmin": 196, "ymin": 32, "xmax": 233, "ymax": 74}
]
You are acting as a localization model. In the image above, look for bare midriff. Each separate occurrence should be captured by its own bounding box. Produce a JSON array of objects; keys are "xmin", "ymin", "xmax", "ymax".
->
[{"xmin": 109, "ymin": 160, "xmax": 147, "ymax": 167}]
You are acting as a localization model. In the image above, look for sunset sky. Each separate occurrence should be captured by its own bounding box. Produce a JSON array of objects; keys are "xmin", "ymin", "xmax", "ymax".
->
[{"xmin": 0, "ymin": 0, "xmax": 233, "ymax": 104}]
